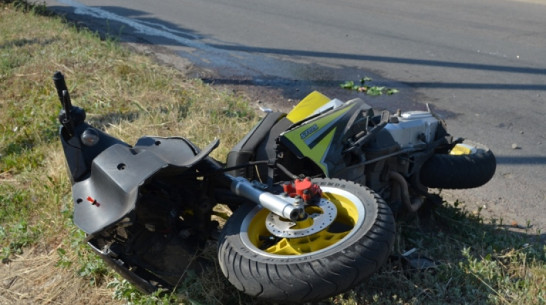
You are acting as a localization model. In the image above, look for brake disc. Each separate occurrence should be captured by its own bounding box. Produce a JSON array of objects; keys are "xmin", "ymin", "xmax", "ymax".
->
[{"xmin": 265, "ymin": 198, "xmax": 337, "ymax": 238}]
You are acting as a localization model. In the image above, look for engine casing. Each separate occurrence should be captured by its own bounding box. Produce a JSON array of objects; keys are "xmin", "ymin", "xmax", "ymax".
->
[{"xmin": 384, "ymin": 111, "xmax": 439, "ymax": 149}]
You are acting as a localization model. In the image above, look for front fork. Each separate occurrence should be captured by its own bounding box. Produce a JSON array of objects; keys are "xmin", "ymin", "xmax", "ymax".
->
[
  {"xmin": 230, "ymin": 177, "xmax": 304, "ymax": 221},
  {"xmin": 201, "ymin": 158, "xmax": 310, "ymax": 222}
]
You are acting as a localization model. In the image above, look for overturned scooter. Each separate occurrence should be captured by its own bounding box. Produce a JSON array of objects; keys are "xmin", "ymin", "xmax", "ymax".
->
[
  {"xmin": 222, "ymin": 91, "xmax": 496, "ymax": 295},
  {"xmin": 54, "ymin": 72, "xmax": 395, "ymax": 303}
]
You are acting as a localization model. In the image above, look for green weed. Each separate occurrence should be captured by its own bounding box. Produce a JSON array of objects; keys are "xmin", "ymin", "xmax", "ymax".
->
[{"xmin": 340, "ymin": 77, "xmax": 399, "ymax": 96}]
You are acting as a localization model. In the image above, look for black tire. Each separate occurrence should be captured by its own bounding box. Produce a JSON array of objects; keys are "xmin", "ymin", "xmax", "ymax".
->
[
  {"xmin": 420, "ymin": 140, "xmax": 496, "ymax": 189},
  {"xmin": 217, "ymin": 178, "xmax": 395, "ymax": 303}
]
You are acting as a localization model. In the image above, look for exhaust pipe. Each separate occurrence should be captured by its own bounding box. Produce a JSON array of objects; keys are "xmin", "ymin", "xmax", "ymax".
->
[{"xmin": 389, "ymin": 171, "xmax": 423, "ymax": 212}]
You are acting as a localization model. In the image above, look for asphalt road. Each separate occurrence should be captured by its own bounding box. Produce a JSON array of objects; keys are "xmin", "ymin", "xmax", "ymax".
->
[{"xmin": 44, "ymin": 0, "xmax": 546, "ymax": 238}]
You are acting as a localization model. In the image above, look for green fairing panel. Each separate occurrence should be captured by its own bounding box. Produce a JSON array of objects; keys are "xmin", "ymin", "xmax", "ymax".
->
[{"xmin": 279, "ymin": 100, "xmax": 367, "ymax": 176}]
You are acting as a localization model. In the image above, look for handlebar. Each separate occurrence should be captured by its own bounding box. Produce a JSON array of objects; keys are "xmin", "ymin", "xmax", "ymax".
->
[
  {"xmin": 53, "ymin": 71, "xmax": 72, "ymax": 112},
  {"xmin": 54, "ymin": 72, "xmax": 86, "ymax": 137}
]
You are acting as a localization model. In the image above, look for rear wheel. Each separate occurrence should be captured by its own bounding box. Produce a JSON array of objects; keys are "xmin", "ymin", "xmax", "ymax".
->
[
  {"xmin": 420, "ymin": 140, "xmax": 496, "ymax": 189},
  {"xmin": 217, "ymin": 178, "xmax": 395, "ymax": 303}
]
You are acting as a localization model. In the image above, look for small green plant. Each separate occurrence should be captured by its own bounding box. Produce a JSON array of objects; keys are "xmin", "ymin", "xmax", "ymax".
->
[
  {"xmin": 56, "ymin": 248, "xmax": 72, "ymax": 268},
  {"xmin": 340, "ymin": 77, "xmax": 399, "ymax": 96},
  {"xmin": 108, "ymin": 279, "xmax": 179, "ymax": 305},
  {"xmin": 0, "ymin": 220, "xmax": 41, "ymax": 261}
]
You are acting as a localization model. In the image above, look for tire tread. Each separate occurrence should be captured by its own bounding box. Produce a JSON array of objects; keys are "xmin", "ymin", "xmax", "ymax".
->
[{"xmin": 420, "ymin": 140, "xmax": 496, "ymax": 189}]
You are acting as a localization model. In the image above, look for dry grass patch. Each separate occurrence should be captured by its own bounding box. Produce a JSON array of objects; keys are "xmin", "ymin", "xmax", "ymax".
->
[{"xmin": 0, "ymin": 246, "xmax": 122, "ymax": 305}]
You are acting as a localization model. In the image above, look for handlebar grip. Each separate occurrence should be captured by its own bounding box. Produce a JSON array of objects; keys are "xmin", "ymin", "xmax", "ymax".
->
[{"xmin": 52, "ymin": 71, "xmax": 72, "ymax": 110}]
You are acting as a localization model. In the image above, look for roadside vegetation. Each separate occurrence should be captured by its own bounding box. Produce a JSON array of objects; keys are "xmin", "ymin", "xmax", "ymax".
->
[
  {"xmin": 1, "ymin": 1, "xmax": 544, "ymax": 304},
  {"xmin": 340, "ymin": 77, "xmax": 399, "ymax": 96}
]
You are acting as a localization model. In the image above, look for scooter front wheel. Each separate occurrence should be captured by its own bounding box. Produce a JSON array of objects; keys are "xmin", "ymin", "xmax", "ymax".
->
[{"xmin": 217, "ymin": 178, "xmax": 395, "ymax": 303}]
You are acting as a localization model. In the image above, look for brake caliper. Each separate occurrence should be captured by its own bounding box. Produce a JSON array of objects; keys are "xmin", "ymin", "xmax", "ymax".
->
[{"xmin": 282, "ymin": 177, "xmax": 322, "ymax": 204}]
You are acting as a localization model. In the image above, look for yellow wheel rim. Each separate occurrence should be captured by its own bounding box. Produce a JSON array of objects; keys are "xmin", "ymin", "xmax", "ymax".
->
[{"xmin": 244, "ymin": 187, "xmax": 362, "ymax": 256}]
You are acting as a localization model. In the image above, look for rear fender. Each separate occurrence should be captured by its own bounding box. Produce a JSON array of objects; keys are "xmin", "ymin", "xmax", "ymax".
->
[
  {"xmin": 60, "ymin": 123, "xmax": 130, "ymax": 184},
  {"xmin": 72, "ymin": 137, "xmax": 219, "ymax": 235}
]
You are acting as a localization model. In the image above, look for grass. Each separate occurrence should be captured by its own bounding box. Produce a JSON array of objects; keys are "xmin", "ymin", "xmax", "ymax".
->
[{"xmin": 0, "ymin": 1, "xmax": 544, "ymax": 305}]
